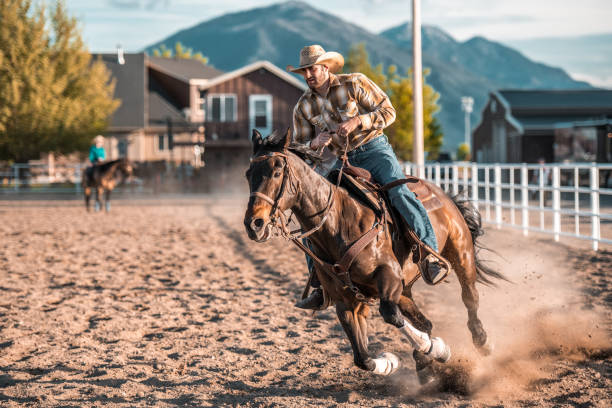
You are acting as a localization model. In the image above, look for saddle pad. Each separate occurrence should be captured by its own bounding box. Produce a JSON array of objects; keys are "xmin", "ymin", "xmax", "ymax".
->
[{"xmin": 402, "ymin": 177, "xmax": 444, "ymax": 213}]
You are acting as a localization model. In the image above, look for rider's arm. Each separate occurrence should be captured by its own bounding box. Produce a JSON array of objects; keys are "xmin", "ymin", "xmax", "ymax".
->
[
  {"xmin": 89, "ymin": 146, "xmax": 96, "ymax": 163},
  {"xmin": 98, "ymin": 148, "xmax": 106, "ymax": 161},
  {"xmin": 352, "ymin": 73, "xmax": 396, "ymax": 131},
  {"xmin": 292, "ymin": 103, "xmax": 315, "ymax": 147}
]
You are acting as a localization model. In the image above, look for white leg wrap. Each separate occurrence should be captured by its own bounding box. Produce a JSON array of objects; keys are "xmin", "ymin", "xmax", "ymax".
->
[
  {"xmin": 399, "ymin": 319, "xmax": 432, "ymax": 352},
  {"xmin": 428, "ymin": 337, "xmax": 451, "ymax": 362},
  {"xmin": 371, "ymin": 352, "xmax": 400, "ymax": 376},
  {"xmin": 399, "ymin": 320, "xmax": 452, "ymax": 362}
]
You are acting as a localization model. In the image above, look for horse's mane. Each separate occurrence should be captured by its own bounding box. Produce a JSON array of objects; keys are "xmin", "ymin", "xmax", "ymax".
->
[
  {"xmin": 97, "ymin": 158, "xmax": 127, "ymax": 172},
  {"xmin": 258, "ymin": 130, "xmax": 325, "ymax": 166}
]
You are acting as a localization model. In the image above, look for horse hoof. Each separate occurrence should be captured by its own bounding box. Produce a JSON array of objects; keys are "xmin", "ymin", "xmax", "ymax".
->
[
  {"xmin": 477, "ymin": 337, "xmax": 494, "ymax": 356},
  {"xmin": 427, "ymin": 337, "xmax": 451, "ymax": 363},
  {"xmin": 372, "ymin": 352, "xmax": 400, "ymax": 376},
  {"xmin": 416, "ymin": 364, "xmax": 437, "ymax": 386}
]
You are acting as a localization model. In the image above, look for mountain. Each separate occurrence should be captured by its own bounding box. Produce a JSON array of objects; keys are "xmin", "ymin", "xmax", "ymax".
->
[
  {"xmin": 504, "ymin": 33, "xmax": 612, "ymax": 88},
  {"xmin": 144, "ymin": 1, "xmax": 590, "ymax": 151}
]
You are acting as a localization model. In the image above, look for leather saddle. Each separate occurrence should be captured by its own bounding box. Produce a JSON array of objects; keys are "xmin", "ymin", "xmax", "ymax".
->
[{"xmin": 327, "ymin": 163, "xmax": 443, "ymax": 216}]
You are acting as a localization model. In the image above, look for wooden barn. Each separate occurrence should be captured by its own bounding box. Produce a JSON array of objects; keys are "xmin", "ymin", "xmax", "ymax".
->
[
  {"xmin": 472, "ymin": 90, "xmax": 612, "ymax": 163},
  {"xmin": 198, "ymin": 61, "xmax": 306, "ymax": 191}
]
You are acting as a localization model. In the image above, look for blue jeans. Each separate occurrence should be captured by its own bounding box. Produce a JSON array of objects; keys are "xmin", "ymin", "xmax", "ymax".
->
[{"xmin": 304, "ymin": 135, "xmax": 439, "ymax": 276}]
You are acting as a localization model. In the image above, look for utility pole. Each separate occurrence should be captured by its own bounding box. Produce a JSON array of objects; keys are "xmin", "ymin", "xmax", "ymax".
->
[
  {"xmin": 412, "ymin": 0, "xmax": 424, "ymax": 177},
  {"xmin": 461, "ymin": 96, "xmax": 474, "ymax": 149}
]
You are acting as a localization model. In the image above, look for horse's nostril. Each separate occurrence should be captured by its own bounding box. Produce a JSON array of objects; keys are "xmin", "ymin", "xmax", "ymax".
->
[{"xmin": 253, "ymin": 218, "xmax": 264, "ymax": 229}]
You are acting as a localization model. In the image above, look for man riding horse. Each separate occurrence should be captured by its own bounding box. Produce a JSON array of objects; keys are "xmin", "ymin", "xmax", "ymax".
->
[{"xmin": 287, "ymin": 45, "xmax": 449, "ymax": 310}]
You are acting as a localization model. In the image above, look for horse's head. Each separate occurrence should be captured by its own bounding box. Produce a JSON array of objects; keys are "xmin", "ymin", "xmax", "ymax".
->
[
  {"xmin": 244, "ymin": 128, "xmax": 296, "ymax": 242},
  {"xmin": 118, "ymin": 158, "xmax": 134, "ymax": 179}
]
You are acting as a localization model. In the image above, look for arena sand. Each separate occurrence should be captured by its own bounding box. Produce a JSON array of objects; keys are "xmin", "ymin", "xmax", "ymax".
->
[{"xmin": 0, "ymin": 197, "xmax": 609, "ymax": 407}]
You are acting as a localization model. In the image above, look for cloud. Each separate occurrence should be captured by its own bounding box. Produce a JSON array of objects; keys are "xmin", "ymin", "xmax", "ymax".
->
[{"xmin": 107, "ymin": 0, "xmax": 169, "ymax": 10}]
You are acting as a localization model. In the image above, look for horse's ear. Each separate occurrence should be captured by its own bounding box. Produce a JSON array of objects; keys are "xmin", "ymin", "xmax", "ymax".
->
[
  {"xmin": 282, "ymin": 127, "xmax": 291, "ymax": 150},
  {"xmin": 252, "ymin": 129, "xmax": 263, "ymax": 154}
]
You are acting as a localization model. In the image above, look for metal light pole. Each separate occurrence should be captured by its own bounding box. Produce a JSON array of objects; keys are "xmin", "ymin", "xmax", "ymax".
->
[
  {"xmin": 461, "ymin": 96, "xmax": 474, "ymax": 149},
  {"xmin": 412, "ymin": 0, "xmax": 425, "ymax": 177}
]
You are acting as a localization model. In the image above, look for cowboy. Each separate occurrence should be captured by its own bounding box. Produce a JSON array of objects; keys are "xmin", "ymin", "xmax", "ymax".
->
[{"xmin": 287, "ymin": 45, "xmax": 449, "ymax": 310}]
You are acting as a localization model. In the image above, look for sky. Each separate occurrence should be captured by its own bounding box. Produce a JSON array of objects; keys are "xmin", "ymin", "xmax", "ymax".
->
[{"xmin": 52, "ymin": 0, "xmax": 612, "ymax": 86}]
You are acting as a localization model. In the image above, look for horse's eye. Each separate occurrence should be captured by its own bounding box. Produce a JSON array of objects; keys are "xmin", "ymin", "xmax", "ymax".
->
[{"xmin": 273, "ymin": 171, "xmax": 282, "ymax": 178}]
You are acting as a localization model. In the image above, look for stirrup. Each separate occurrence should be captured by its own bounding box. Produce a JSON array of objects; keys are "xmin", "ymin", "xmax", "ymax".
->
[
  {"xmin": 419, "ymin": 254, "xmax": 450, "ymax": 285},
  {"xmin": 295, "ymin": 288, "xmax": 330, "ymax": 311}
]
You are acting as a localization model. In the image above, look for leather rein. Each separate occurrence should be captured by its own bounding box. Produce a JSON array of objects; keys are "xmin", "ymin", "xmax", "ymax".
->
[{"xmin": 248, "ymin": 150, "xmax": 383, "ymax": 304}]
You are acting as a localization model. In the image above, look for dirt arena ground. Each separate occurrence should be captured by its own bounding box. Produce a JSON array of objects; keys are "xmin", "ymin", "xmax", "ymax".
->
[{"xmin": 0, "ymin": 196, "xmax": 610, "ymax": 407}]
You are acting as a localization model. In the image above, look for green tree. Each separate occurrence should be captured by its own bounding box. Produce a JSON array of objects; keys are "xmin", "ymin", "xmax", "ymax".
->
[
  {"xmin": 344, "ymin": 43, "xmax": 443, "ymax": 161},
  {"xmin": 456, "ymin": 143, "xmax": 471, "ymax": 161},
  {"xmin": 0, "ymin": 0, "xmax": 119, "ymax": 162},
  {"xmin": 152, "ymin": 41, "xmax": 209, "ymax": 65}
]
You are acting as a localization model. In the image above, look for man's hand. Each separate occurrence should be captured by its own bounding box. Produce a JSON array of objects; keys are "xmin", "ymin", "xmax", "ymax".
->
[
  {"xmin": 310, "ymin": 131, "xmax": 333, "ymax": 150},
  {"xmin": 336, "ymin": 117, "xmax": 361, "ymax": 139}
]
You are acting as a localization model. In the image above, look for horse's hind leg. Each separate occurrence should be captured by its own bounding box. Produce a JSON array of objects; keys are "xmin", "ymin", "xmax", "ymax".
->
[
  {"xmin": 104, "ymin": 190, "xmax": 111, "ymax": 212},
  {"xmin": 84, "ymin": 187, "xmax": 91, "ymax": 212},
  {"xmin": 335, "ymin": 301, "xmax": 398, "ymax": 376},
  {"xmin": 444, "ymin": 244, "xmax": 491, "ymax": 355},
  {"xmin": 94, "ymin": 187, "xmax": 103, "ymax": 212}
]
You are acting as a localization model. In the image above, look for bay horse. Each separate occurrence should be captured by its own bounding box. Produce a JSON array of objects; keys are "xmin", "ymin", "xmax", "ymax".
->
[
  {"xmin": 243, "ymin": 129, "xmax": 505, "ymax": 384},
  {"xmin": 82, "ymin": 158, "xmax": 133, "ymax": 212}
]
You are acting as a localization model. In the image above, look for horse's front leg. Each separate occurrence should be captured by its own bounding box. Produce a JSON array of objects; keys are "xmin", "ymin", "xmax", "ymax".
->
[
  {"xmin": 335, "ymin": 301, "xmax": 399, "ymax": 376},
  {"xmin": 104, "ymin": 189, "xmax": 111, "ymax": 212},
  {"xmin": 377, "ymin": 263, "xmax": 451, "ymax": 367},
  {"xmin": 84, "ymin": 187, "xmax": 91, "ymax": 212},
  {"xmin": 94, "ymin": 187, "xmax": 103, "ymax": 212}
]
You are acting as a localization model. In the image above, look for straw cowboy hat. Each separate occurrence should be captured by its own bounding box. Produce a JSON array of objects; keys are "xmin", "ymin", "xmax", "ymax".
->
[{"xmin": 286, "ymin": 45, "xmax": 344, "ymax": 74}]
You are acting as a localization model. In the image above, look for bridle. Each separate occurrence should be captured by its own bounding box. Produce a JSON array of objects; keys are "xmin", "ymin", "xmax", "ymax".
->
[
  {"xmin": 248, "ymin": 150, "xmax": 344, "ymax": 240},
  {"xmin": 247, "ymin": 146, "xmax": 381, "ymax": 304}
]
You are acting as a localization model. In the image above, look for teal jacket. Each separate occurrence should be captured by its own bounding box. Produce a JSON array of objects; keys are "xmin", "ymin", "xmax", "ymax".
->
[{"xmin": 89, "ymin": 145, "xmax": 106, "ymax": 164}]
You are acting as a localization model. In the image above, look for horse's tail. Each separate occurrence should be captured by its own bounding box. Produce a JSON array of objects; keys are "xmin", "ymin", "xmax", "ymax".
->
[{"xmin": 450, "ymin": 194, "xmax": 508, "ymax": 286}]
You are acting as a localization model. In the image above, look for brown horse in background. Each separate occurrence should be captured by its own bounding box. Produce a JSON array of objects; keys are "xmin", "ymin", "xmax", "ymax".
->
[
  {"xmin": 82, "ymin": 158, "xmax": 133, "ymax": 212},
  {"xmin": 244, "ymin": 129, "xmax": 505, "ymax": 384}
]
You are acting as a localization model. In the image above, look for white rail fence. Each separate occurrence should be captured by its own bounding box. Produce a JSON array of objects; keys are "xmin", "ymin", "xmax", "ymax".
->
[
  {"xmin": 0, "ymin": 163, "xmax": 85, "ymax": 193},
  {"xmin": 0, "ymin": 163, "xmax": 143, "ymax": 194},
  {"xmin": 406, "ymin": 162, "xmax": 612, "ymax": 251}
]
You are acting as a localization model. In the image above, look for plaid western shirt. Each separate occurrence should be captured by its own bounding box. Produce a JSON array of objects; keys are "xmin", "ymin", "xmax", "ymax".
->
[{"xmin": 292, "ymin": 73, "xmax": 396, "ymax": 154}]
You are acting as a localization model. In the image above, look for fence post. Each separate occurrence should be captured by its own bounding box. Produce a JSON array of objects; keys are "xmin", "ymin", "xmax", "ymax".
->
[
  {"xmin": 552, "ymin": 166, "xmax": 560, "ymax": 242},
  {"xmin": 539, "ymin": 166, "xmax": 545, "ymax": 230},
  {"xmin": 484, "ymin": 166, "xmax": 490, "ymax": 220},
  {"xmin": 13, "ymin": 165, "xmax": 19, "ymax": 191},
  {"xmin": 509, "ymin": 166, "xmax": 515, "ymax": 225},
  {"xmin": 405, "ymin": 163, "xmax": 412, "ymax": 176},
  {"xmin": 462, "ymin": 166, "xmax": 469, "ymax": 195},
  {"xmin": 471, "ymin": 163, "xmax": 478, "ymax": 210},
  {"xmin": 494, "ymin": 165, "xmax": 502, "ymax": 229},
  {"xmin": 452, "ymin": 164, "xmax": 459, "ymax": 195},
  {"xmin": 590, "ymin": 164, "xmax": 600, "ymax": 251},
  {"xmin": 521, "ymin": 164, "xmax": 529, "ymax": 236},
  {"xmin": 435, "ymin": 163, "xmax": 441, "ymax": 187},
  {"xmin": 574, "ymin": 167, "xmax": 580, "ymax": 236},
  {"xmin": 74, "ymin": 165, "xmax": 80, "ymax": 194}
]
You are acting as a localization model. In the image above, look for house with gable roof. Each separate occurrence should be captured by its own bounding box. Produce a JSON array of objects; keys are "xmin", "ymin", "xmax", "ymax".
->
[
  {"xmin": 97, "ymin": 52, "xmax": 306, "ymax": 189},
  {"xmin": 473, "ymin": 89, "xmax": 612, "ymax": 164}
]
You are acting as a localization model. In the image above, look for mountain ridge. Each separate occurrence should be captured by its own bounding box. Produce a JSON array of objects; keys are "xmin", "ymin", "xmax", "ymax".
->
[{"xmin": 144, "ymin": 1, "xmax": 590, "ymax": 151}]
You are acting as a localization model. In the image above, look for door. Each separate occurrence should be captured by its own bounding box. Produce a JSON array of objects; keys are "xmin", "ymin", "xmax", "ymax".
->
[{"xmin": 249, "ymin": 95, "xmax": 273, "ymax": 137}]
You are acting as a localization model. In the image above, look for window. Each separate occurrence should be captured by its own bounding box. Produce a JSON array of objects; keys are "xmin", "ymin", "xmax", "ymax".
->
[
  {"xmin": 118, "ymin": 139, "xmax": 128, "ymax": 157},
  {"xmin": 205, "ymin": 94, "xmax": 237, "ymax": 122},
  {"xmin": 254, "ymin": 100, "xmax": 267, "ymax": 127},
  {"xmin": 158, "ymin": 134, "xmax": 165, "ymax": 151}
]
